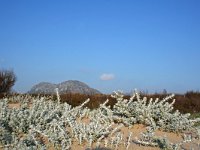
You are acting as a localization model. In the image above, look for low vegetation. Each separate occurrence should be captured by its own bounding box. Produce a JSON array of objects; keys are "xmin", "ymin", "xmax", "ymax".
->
[
  {"xmin": 1, "ymin": 91, "xmax": 200, "ymax": 150},
  {"xmin": 31, "ymin": 90, "xmax": 200, "ymax": 113}
]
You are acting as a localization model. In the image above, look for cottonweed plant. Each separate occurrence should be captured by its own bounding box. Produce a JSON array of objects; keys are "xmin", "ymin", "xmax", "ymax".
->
[
  {"xmin": 135, "ymin": 126, "xmax": 158, "ymax": 147},
  {"xmin": 0, "ymin": 90, "xmax": 200, "ymax": 149},
  {"xmin": 112, "ymin": 90, "xmax": 200, "ymax": 132},
  {"xmin": 0, "ymin": 95, "xmax": 73, "ymax": 149},
  {"xmin": 135, "ymin": 126, "xmax": 184, "ymax": 150},
  {"xmin": 0, "ymin": 92, "xmax": 126, "ymax": 149}
]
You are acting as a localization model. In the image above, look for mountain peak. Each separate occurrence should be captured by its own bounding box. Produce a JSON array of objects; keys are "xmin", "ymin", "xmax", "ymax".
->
[{"xmin": 28, "ymin": 80, "xmax": 101, "ymax": 95}]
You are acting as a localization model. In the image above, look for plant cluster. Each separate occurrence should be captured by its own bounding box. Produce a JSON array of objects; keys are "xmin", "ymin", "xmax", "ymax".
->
[
  {"xmin": 112, "ymin": 91, "xmax": 200, "ymax": 132},
  {"xmin": 0, "ymin": 91, "xmax": 200, "ymax": 149},
  {"xmin": 16, "ymin": 91, "xmax": 200, "ymax": 113}
]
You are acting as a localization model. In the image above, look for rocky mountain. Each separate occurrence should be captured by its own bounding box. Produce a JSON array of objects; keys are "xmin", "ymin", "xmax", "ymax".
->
[{"xmin": 28, "ymin": 80, "xmax": 101, "ymax": 95}]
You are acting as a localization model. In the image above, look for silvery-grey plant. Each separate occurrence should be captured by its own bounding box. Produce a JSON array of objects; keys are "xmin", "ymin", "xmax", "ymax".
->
[
  {"xmin": 135, "ymin": 126, "xmax": 158, "ymax": 147},
  {"xmin": 1, "ymin": 90, "xmax": 200, "ymax": 150},
  {"xmin": 112, "ymin": 91, "xmax": 200, "ymax": 132},
  {"xmin": 0, "ymin": 95, "xmax": 73, "ymax": 149}
]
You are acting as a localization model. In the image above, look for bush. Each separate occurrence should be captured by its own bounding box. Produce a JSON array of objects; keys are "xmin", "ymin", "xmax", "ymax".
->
[
  {"xmin": 0, "ymin": 69, "xmax": 16, "ymax": 94},
  {"xmin": 1, "ymin": 91, "xmax": 200, "ymax": 149}
]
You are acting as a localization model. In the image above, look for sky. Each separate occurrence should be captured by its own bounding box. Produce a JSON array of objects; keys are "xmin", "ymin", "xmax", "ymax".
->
[{"xmin": 0, "ymin": 0, "xmax": 200, "ymax": 94}]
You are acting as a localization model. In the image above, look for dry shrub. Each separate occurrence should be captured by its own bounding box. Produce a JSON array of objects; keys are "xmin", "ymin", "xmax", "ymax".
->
[
  {"xmin": 5, "ymin": 90, "xmax": 200, "ymax": 113},
  {"xmin": 0, "ymin": 69, "xmax": 16, "ymax": 94}
]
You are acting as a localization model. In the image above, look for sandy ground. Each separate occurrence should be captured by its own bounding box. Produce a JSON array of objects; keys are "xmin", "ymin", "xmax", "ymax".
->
[
  {"xmin": 3, "ymin": 103, "xmax": 200, "ymax": 150},
  {"xmin": 70, "ymin": 124, "xmax": 200, "ymax": 150},
  {"xmin": 8, "ymin": 103, "xmax": 20, "ymax": 108},
  {"xmin": 70, "ymin": 124, "xmax": 161, "ymax": 150}
]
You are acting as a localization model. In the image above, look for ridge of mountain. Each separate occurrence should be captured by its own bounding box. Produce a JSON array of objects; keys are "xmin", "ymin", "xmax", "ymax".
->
[{"xmin": 28, "ymin": 80, "xmax": 101, "ymax": 95}]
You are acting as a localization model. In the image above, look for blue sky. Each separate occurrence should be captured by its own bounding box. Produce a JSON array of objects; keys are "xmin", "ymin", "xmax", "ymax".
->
[{"xmin": 0, "ymin": 0, "xmax": 200, "ymax": 94}]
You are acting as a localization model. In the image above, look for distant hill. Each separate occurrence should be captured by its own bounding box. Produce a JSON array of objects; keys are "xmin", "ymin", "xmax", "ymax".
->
[{"xmin": 28, "ymin": 80, "xmax": 101, "ymax": 95}]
